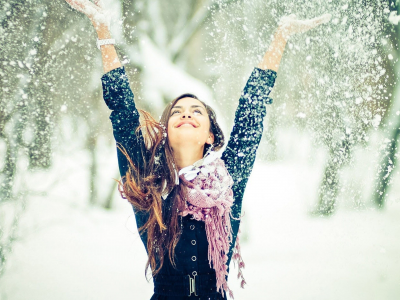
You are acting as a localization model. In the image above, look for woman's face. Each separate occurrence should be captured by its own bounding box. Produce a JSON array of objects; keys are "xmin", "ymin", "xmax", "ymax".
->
[{"xmin": 167, "ymin": 97, "xmax": 214, "ymax": 151}]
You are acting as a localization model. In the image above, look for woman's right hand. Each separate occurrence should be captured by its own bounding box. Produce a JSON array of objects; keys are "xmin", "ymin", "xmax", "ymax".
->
[
  {"xmin": 65, "ymin": 0, "xmax": 121, "ymax": 73},
  {"xmin": 65, "ymin": 0, "xmax": 111, "ymax": 36},
  {"xmin": 278, "ymin": 13, "xmax": 331, "ymax": 40}
]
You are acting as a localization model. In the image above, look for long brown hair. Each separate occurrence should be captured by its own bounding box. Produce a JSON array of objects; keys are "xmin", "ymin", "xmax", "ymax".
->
[{"xmin": 117, "ymin": 93, "xmax": 224, "ymax": 278}]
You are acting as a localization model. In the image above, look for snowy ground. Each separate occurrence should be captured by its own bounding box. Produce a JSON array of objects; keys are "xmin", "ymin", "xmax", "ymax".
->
[{"xmin": 1, "ymin": 132, "xmax": 400, "ymax": 300}]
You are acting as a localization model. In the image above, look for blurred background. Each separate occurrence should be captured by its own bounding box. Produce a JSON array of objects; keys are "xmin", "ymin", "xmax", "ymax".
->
[{"xmin": 1, "ymin": 0, "xmax": 400, "ymax": 299}]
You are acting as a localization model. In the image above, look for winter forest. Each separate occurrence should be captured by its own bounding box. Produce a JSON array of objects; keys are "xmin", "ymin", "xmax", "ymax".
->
[{"xmin": 1, "ymin": 0, "xmax": 400, "ymax": 299}]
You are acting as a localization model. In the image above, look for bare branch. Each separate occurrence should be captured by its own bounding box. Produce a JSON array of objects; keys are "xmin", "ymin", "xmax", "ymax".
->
[
  {"xmin": 168, "ymin": 0, "xmax": 241, "ymax": 61},
  {"xmin": 147, "ymin": 0, "xmax": 168, "ymax": 49}
]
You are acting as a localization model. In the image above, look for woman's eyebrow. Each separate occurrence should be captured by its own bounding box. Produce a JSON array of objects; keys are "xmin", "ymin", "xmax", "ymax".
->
[
  {"xmin": 191, "ymin": 105, "xmax": 205, "ymax": 110},
  {"xmin": 172, "ymin": 105, "xmax": 205, "ymax": 109}
]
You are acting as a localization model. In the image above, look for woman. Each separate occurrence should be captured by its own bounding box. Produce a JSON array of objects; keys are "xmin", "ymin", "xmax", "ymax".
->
[{"xmin": 64, "ymin": 1, "xmax": 331, "ymax": 299}]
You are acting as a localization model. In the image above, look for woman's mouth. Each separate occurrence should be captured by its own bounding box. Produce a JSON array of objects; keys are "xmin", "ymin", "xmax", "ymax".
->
[{"xmin": 176, "ymin": 121, "xmax": 198, "ymax": 128}]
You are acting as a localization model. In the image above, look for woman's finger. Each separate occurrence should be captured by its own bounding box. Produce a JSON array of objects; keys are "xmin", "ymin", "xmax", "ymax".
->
[
  {"xmin": 93, "ymin": 0, "xmax": 105, "ymax": 9},
  {"xmin": 299, "ymin": 13, "xmax": 331, "ymax": 32},
  {"xmin": 312, "ymin": 13, "xmax": 332, "ymax": 25},
  {"xmin": 65, "ymin": 0, "xmax": 86, "ymax": 14},
  {"xmin": 65, "ymin": 0, "xmax": 100, "ymax": 18},
  {"xmin": 278, "ymin": 13, "xmax": 331, "ymax": 37},
  {"xmin": 278, "ymin": 14, "xmax": 296, "ymax": 26}
]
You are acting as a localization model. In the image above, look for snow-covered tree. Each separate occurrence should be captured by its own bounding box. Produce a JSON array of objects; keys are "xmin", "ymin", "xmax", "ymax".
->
[{"xmin": 373, "ymin": 0, "xmax": 400, "ymax": 208}]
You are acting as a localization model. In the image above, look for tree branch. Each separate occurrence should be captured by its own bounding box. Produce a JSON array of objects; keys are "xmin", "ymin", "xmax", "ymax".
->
[{"xmin": 168, "ymin": 0, "xmax": 241, "ymax": 61}]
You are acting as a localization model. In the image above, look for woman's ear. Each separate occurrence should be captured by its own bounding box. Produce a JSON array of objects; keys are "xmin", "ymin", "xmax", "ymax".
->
[{"xmin": 207, "ymin": 132, "xmax": 215, "ymax": 145}]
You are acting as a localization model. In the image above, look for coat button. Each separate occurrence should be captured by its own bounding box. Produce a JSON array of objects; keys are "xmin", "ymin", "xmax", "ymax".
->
[
  {"xmin": 190, "ymin": 225, "xmax": 195, "ymax": 230},
  {"xmin": 191, "ymin": 240, "xmax": 196, "ymax": 245},
  {"xmin": 191, "ymin": 256, "xmax": 197, "ymax": 261}
]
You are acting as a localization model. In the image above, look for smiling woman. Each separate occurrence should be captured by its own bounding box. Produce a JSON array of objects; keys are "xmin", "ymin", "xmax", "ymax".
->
[
  {"xmin": 164, "ymin": 94, "xmax": 224, "ymax": 170},
  {"xmin": 106, "ymin": 66, "xmax": 273, "ymax": 299},
  {"xmin": 63, "ymin": 0, "xmax": 331, "ymax": 299}
]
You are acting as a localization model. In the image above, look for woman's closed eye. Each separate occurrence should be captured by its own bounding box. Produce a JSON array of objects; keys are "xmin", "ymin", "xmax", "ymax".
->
[
  {"xmin": 171, "ymin": 109, "xmax": 202, "ymax": 116},
  {"xmin": 171, "ymin": 110, "xmax": 180, "ymax": 116}
]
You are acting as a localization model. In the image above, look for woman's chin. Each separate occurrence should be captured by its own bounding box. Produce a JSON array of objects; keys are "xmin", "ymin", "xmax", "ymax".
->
[{"xmin": 170, "ymin": 134, "xmax": 205, "ymax": 147}]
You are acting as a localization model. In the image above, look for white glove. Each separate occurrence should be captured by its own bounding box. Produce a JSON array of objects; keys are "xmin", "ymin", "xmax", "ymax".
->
[
  {"xmin": 278, "ymin": 13, "xmax": 332, "ymax": 39},
  {"xmin": 64, "ymin": 0, "xmax": 110, "ymax": 29}
]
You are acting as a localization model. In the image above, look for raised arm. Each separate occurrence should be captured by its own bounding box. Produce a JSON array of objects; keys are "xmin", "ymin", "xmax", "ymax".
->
[
  {"xmin": 223, "ymin": 14, "xmax": 331, "ymax": 266},
  {"xmin": 64, "ymin": 0, "xmax": 121, "ymax": 73},
  {"xmin": 258, "ymin": 13, "xmax": 331, "ymax": 72},
  {"xmin": 65, "ymin": 0, "xmax": 142, "ymax": 175},
  {"xmin": 64, "ymin": 0, "xmax": 149, "ymax": 236},
  {"xmin": 224, "ymin": 14, "xmax": 332, "ymax": 215}
]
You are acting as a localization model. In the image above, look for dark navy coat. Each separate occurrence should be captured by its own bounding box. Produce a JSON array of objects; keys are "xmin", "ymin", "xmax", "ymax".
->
[{"xmin": 101, "ymin": 66, "xmax": 276, "ymax": 299}]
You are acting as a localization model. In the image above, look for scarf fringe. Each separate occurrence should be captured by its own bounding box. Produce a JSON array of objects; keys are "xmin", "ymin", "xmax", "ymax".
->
[
  {"xmin": 233, "ymin": 228, "xmax": 246, "ymax": 290},
  {"xmin": 178, "ymin": 158, "xmax": 246, "ymax": 299}
]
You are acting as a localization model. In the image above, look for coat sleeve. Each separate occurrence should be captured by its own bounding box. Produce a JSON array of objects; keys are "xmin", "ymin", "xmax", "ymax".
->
[
  {"xmin": 222, "ymin": 67, "xmax": 276, "ymax": 218},
  {"xmin": 101, "ymin": 66, "xmax": 149, "ymax": 245},
  {"xmin": 222, "ymin": 67, "xmax": 277, "ymax": 267}
]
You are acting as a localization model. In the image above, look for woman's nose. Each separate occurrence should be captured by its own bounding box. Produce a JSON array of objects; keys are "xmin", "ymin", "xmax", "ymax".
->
[{"xmin": 181, "ymin": 112, "xmax": 192, "ymax": 118}]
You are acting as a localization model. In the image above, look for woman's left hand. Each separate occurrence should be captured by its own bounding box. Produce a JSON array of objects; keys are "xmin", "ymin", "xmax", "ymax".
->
[{"xmin": 278, "ymin": 13, "xmax": 332, "ymax": 40}]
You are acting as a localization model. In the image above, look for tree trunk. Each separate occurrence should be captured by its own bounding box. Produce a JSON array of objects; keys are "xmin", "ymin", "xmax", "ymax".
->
[
  {"xmin": 87, "ymin": 133, "xmax": 98, "ymax": 205},
  {"xmin": 27, "ymin": 4, "xmax": 60, "ymax": 170},
  {"xmin": 0, "ymin": 2, "xmax": 38, "ymax": 201},
  {"xmin": 314, "ymin": 132, "xmax": 353, "ymax": 215},
  {"xmin": 373, "ymin": 1, "xmax": 400, "ymax": 208},
  {"xmin": 374, "ymin": 66, "xmax": 400, "ymax": 208},
  {"xmin": 103, "ymin": 171, "xmax": 120, "ymax": 210},
  {"xmin": 315, "ymin": 157, "xmax": 340, "ymax": 215},
  {"xmin": 0, "ymin": 137, "xmax": 17, "ymax": 201}
]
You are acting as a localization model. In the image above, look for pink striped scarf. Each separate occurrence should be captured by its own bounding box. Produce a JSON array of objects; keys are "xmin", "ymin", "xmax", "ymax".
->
[{"xmin": 178, "ymin": 154, "xmax": 246, "ymax": 299}]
